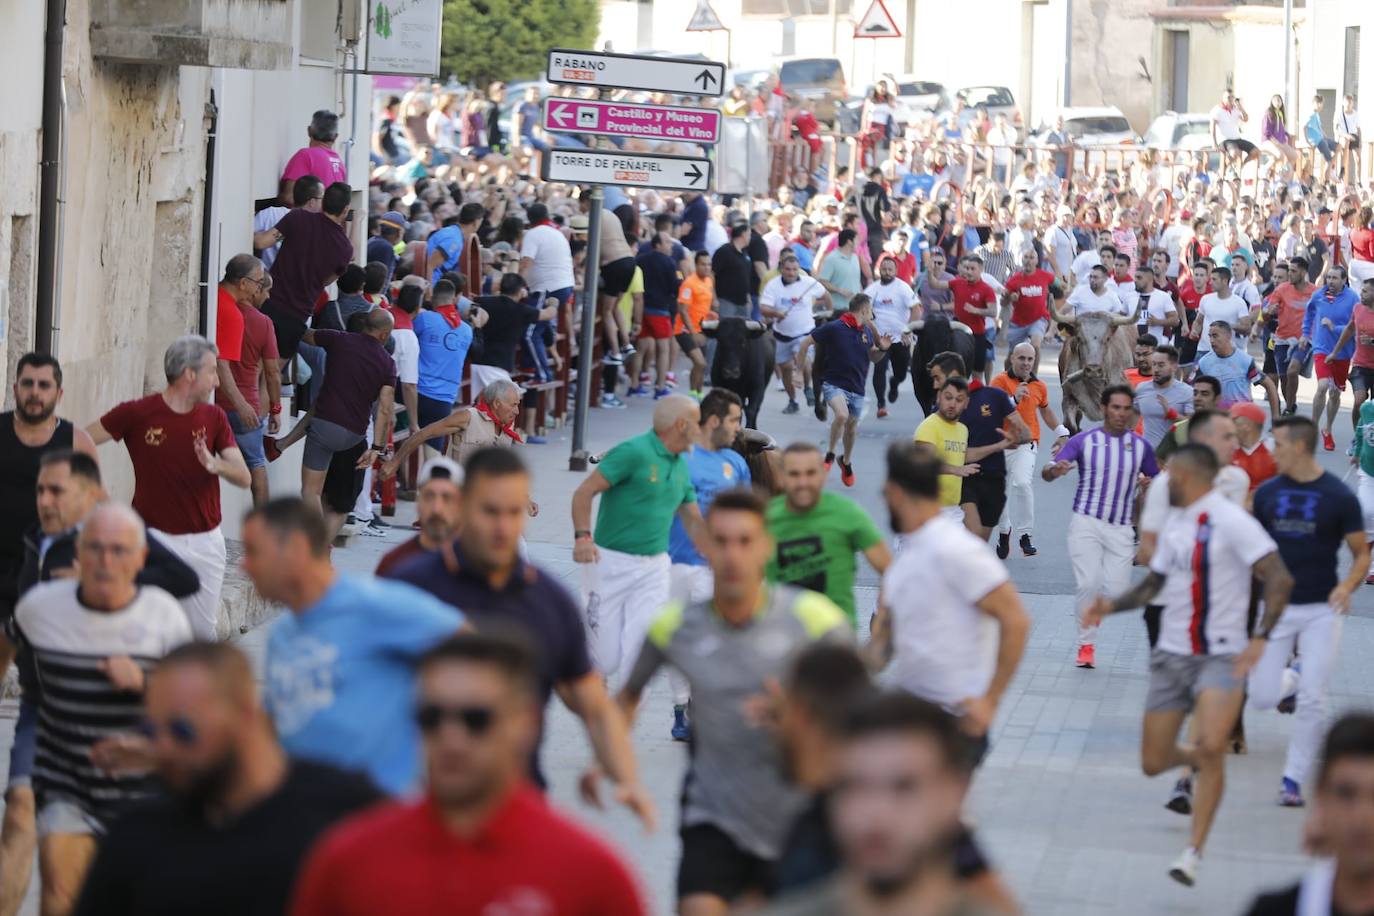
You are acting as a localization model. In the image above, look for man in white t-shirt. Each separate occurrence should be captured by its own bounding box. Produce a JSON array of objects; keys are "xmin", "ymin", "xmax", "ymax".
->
[
  {"xmin": 1126, "ymin": 266, "xmax": 1179, "ymax": 339},
  {"xmin": 1191, "ymin": 264, "xmax": 1255, "ymax": 355},
  {"xmin": 863, "ymin": 258, "xmax": 919, "ymax": 417},
  {"xmin": 1072, "ymin": 232, "xmax": 1114, "ymax": 285},
  {"xmin": 518, "ymin": 203, "xmax": 575, "ymax": 382},
  {"xmin": 1085, "ymin": 444, "xmax": 1291, "ymax": 888},
  {"xmin": 1066, "ymin": 264, "xmax": 1127, "ymax": 315},
  {"xmin": 1210, "ymin": 90, "xmax": 1258, "ymax": 176},
  {"xmin": 870, "ymin": 443, "xmax": 1030, "ymax": 755},
  {"xmin": 1226, "ymin": 252, "xmax": 1262, "ymax": 313},
  {"xmin": 760, "ymin": 254, "xmax": 831, "ymax": 415},
  {"xmin": 1045, "ymin": 206, "xmax": 1080, "ymax": 282}
]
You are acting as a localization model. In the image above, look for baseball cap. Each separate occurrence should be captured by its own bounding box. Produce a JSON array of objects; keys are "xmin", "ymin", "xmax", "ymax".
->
[
  {"xmin": 1229, "ymin": 402, "xmax": 1267, "ymax": 427},
  {"xmin": 379, "ymin": 210, "xmax": 409, "ymax": 232},
  {"xmin": 418, "ymin": 456, "xmax": 464, "ymax": 487}
]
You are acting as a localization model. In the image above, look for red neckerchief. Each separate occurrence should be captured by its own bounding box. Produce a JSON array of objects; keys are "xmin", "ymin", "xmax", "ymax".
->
[
  {"xmin": 839, "ymin": 312, "xmax": 864, "ymax": 331},
  {"xmin": 969, "ymin": 378, "xmax": 983, "ymax": 391},
  {"xmin": 532, "ymin": 219, "xmax": 555, "ymax": 228},
  {"xmin": 434, "ymin": 303, "xmax": 462, "ymax": 329},
  {"xmin": 474, "ymin": 399, "xmax": 523, "ymax": 444}
]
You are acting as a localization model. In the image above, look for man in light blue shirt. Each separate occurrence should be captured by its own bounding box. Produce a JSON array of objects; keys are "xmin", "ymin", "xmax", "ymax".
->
[
  {"xmin": 411, "ymin": 279, "xmax": 475, "ymax": 447},
  {"xmin": 425, "ymin": 217, "xmax": 464, "ymax": 286},
  {"xmin": 248, "ymin": 498, "xmax": 465, "ymax": 795},
  {"xmin": 666, "ymin": 390, "xmax": 750, "ymax": 741},
  {"xmin": 1302, "ymin": 265, "xmax": 1359, "ymax": 447}
]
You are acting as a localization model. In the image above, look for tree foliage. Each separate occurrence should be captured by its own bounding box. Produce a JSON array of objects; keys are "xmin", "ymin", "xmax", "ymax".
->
[{"xmin": 441, "ymin": 0, "xmax": 600, "ymax": 87}]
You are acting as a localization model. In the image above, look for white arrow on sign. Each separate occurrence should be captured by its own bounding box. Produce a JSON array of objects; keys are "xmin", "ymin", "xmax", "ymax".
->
[
  {"xmin": 546, "ymin": 48, "xmax": 726, "ymax": 97},
  {"xmin": 542, "ymin": 150, "xmax": 712, "ymax": 192},
  {"xmin": 549, "ymin": 105, "xmax": 572, "ymax": 128}
]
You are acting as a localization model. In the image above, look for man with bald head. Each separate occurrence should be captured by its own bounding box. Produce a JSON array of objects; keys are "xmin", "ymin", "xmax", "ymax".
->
[
  {"xmin": 991, "ymin": 340, "xmax": 1069, "ymax": 558},
  {"xmin": 71, "ymin": 642, "xmax": 380, "ymax": 916},
  {"xmin": 2, "ymin": 504, "xmax": 191, "ymax": 916},
  {"xmin": 571, "ymin": 395, "xmax": 709, "ymax": 687}
]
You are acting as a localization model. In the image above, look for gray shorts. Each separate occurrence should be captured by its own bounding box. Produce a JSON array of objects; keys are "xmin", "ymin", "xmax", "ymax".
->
[
  {"xmin": 37, "ymin": 797, "xmax": 105, "ymax": 837},
  {"xmin": 303, "ymin": 417, "xmax": 365, "ymax": 472},
  {"xmin": 774, "ymin": 333, "xmax": 805, "ymax": 364},
  {"xmin": 1146, "ymin": 649, "xmax": 1241, "ymax": 712},
  {"xmin": 1007, "ymin": 318, "xmax": 1049, "ymax": 348}
]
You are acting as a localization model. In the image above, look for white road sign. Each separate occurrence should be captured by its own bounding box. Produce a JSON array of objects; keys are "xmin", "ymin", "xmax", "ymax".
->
[
  {"xmin": 546, "ymin": 49, "xmax": 726, "ymax": 97},
  {"xmin": 542, "ymin": 150, "xmax": 712, "ymax": 192}
]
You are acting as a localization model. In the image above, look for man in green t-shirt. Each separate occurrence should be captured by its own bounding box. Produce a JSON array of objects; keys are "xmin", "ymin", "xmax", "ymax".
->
[
  {"xmin": 765, "ymin": 442, "xmax": 890, "ymax": 624},
  {"xmin": 571, "ymin": 395, "xmax": 708, "ymax": 686}
]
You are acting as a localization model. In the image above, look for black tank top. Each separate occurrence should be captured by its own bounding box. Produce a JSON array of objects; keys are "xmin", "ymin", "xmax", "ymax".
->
[{"xmin": 0, "ymin": 412, "xmax": 74, "ymax": 603}]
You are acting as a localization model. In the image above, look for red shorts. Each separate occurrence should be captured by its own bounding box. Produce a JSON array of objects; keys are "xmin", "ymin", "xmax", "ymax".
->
[
  {"xmin": 1314, "ymin": 353, "xmax": 1350, "ymax": 389},
  {"xmin": 640, "ymin": 314, "xmax": 674, "ymax": 339}
]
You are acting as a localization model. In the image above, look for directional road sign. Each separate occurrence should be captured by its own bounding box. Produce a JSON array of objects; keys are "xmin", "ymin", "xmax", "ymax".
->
[
  {"xmin": 546, "ymin": 48, "xmax": 726, "ymax": 97},
  {"xmin": 542, "ymin": 149, "xmax": 712, "ymax": 192},
  {"xmin": 542, "ymin": 98, "xmax": 722, "ymax": 145}
]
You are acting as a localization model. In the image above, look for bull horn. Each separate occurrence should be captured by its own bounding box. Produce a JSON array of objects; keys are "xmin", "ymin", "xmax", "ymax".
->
[
  {"xmin": 737, "ymin": 428, "xmax": 776, "ymax": 451},
  {"xmin": 1111, "ymin": 299, "xmax": 1144, "ymax": 327},
  {"xmin": 1049, "ymin": 299, "xmax": 1077, "ymax": 326},
  {"xmin": 743, "ymin": 320, "xmax": 763, "ymax": 332},
  {"xmin": 907, "ymin": 320, "xmax": 925, "ymax": 331},
  {"xmin": 950, "ymin": 321, "xmax": 973, "ymax": 336},
  {"xmin": 701, "ymin": 319, "xmax": 720, "ymax": 331}
]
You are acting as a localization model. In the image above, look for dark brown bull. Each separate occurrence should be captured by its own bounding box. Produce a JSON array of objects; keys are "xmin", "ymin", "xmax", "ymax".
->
[{"xmin": 1050, "ymin": 298, "xmax": 1141, "ymax": 432}]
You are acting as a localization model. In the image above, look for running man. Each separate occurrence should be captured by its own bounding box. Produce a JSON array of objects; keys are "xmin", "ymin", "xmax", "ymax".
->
[
  {"xmin": 913, "ymin": 377, "xmax": 1013, "ymax": 520},
  {"xmin": 571, "ymin": 396, "xmax": 707, "ymax": 688},
  {"xmin": 765, "ymin": 442, "xmax": 889, "ymax": 629},
  {"xmin": 1084, "ymin": 444, "xmax": 1292, "ymax": 886},
  {"xmin": 1330, "ymin": 277, "xmax": 1374, "ymax": 440},
  {"xmin": 760, "ymin": 253, "xmax": 831, "ymax": 415},
  {"xmin": 992, "ymin": 341, "xmax": 1070, "ymax": 558},
  {"xmin": 667, "ymin": 390, "xmax": 750, "ymax": 740},
  {"xmin": 615, "ymin": 489, "xmax": 850, "ymax": 916},
  {"xmin": 796, "ymin": 294, "xmax": 891, "ymax": 487},
  {"xmin": 1043, "ymin": 384, "xmax": 1159, "ymax": 669},
  {"xmin": 1248, "ymin": 416, "xmax": 1369, "ymax": 807},
  {"xmin": 863, "ymin": 256, "xmax": 919, "ymax": 417},
  {"xmin": 1002, "ymin": 247, "xmax": 1055, "ymax": 367},
  {"xmin": 1300, "ymin": 265, "xmax": 1357, "ymax": 451},
  {"xmin": 1196, "ymin": 320, "xmax": 1281, "ymax": 414}
]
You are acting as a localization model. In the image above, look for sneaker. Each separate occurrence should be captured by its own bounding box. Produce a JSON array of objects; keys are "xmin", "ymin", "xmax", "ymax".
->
[
  {"xmin": 600, "ymin": 351, "xmax": 623, "ymax": 366},
  {"xmin": 653, "ymin": 388, "xmax": 671, "ymax": 400},
  {"xmin": 1076, "ymin": 644, "xmax": 1095, "ymax": 669},
  {"xmin": 526, "ymin": 435, "xmax": 548, "ymax": 444},
  {"xmin": 1020, "ymin": 534, "xmax": 1038, "ymax": 557},
  {"xmin": 783, "ymin": 400, "xmax": 800, "ymax": 415},
  {"xmin": 1349, "ymin": 442, "xmax": 1359, "ymax": 458},
  {"xmin": 366, "ymin": 516, "xmax": 390, "ymax": 529},
  {"xmin": 803, "ymin": 388, "xmax": 815, "ymax": 407},
  {"xmin": 688, "ymin": 389, "xmax": 704, "ymax": 400},
  {"xmin": 1165, "ymin": 777, "xmax": 1193, "ymax": 815},
  {"xmin": 824, "ymin": 451, "xmax": 835, "ymax": 472},
  {"xmin": 665, "ymin": 372, "xmax": 677, "ymax": 387},
  {"xmin": 839, "ymin": 459, "xmax": 855, "ymax": 487},
  {"xmin": 1277, "ymin": 663, "xmax": 1300, "ymax": 713},
  {"xmin": 639, "ymin": 372, "xmax": 651, "ymax": 385},
  {"xmin": 356, "ymin": 519, "xmax": 389, "ymax": 538},
  {"xmin": 264, "ymin": 435, "xmax": 282, "ymax": 463},
  {"xmin": 621, "ymin": 343, "xmax": 636, "ymax": 358},
  {"xmin": 1168, "ymin": 847, "xmax": 1201, "ymax": 887},
  {"xmin": 600, "ymin": 393, "xmax": 626, "ymax": 409},
  {"xmin": 996, "ymin": 532, "xmax": 1010, "ymax": 559},
  {"xmin": 627, "ymin": 386, "xmax": 652, "ymax": 398},
  {"xmin": 1323, "ymin": 429, "xmax": 1336, "ymax": 452},
  {"xmin": 888, "ymin": 382, "xmax": 900, "ymax": 403},
  {"xmin": 1278, "ymin": 777, "xmax": 1305, "ymax": 807},
  {"xmin": 775, "ymin": 380, "xmax": 787, "ymax": 392},
  {"xmin": 1367, "ymin": 574, "xmax": 1374, "ymax": 586},
  {"xmin": 1282, "ymin": 405, "xmax": 1297, "ymax": 416},
  {"xmin": 877, "ymin": 406, "xmax": 889, "ymax": 418},
  {"xmin": 671, "ymin": 705, "xmax": 691, "ymax": 742}
]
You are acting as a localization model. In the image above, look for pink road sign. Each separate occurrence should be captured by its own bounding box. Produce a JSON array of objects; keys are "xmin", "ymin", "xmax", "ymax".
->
[{"xmin": 542, "ymin": 98, "xmax": 721, "ymax": 145}]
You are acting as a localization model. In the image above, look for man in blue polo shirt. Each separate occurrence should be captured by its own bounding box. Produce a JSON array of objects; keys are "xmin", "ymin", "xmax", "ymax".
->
[
  {"xmin": 412, "ymin": 279, "xmax": 480, "ymax": 451},
  {"xmin": 425, "ymin": 216, "xmax": 464, "ymax": 286},
  {"xmin": 391, "ymin": 447, "xmax": 655, "ymax": 828},
  {"xmin": 666, "ymin": 389, "xmax": 750, "ymax": 741}
]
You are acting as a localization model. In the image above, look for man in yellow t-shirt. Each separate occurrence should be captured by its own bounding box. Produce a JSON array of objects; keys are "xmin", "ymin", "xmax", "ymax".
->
[{"xmin": 913, "ymin": 377, "xmax": 972, "ymax": 510}]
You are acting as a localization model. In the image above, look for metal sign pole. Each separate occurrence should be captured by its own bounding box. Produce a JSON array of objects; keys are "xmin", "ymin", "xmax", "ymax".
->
[{"xmin": 569, "ymin": 186, "xmax": 603, "ymax": 472}]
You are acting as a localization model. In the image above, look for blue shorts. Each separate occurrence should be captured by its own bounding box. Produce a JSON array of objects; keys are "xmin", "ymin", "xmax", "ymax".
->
[
  {"xmin": 417, "ymin": 394, "xmax": 453, "ymax": 451},
  {"xmin": 821, "ymin": 383, "xmax": 866, "ymax": 419},
  {"xmin": 230, "ymin": 413, "xmax": 267, "ymax": 470},
  {"xmin": 7, "ymin": 699, "xmax": 37, "ymax": 792}
]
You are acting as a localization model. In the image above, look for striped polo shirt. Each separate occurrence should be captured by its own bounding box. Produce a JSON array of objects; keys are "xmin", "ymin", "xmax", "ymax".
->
[
  {"xmin": 1056, "ymin": 427, "xmax": 1160, "ymax": 526},
  {"xmin": 7, "ymin": 580, "xmax": 191, "ymax": 825}
]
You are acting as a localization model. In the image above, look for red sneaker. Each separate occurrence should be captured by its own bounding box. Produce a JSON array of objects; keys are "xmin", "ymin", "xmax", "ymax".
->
[
  {"xmin": 1076, "ymin": 644, "xmax": 1096, "ymax": 669},
  {"xmin": 877, "ymin": 407, "xmax": 889, "ymax": 418},
  {"xmin": 839, "ymin": 459, "xmax": 855, "ymax": 487},
  {"xmin": 824, "ymin": 452, "xmax": 835, "ymax": 472},
  {"xmin": 1366, "ymin": 574, "xmax": 1374, "ymax": 586},
  {"xmin": 1323, "ymin": 429, "xmax": 1336, "ymax": 452}
]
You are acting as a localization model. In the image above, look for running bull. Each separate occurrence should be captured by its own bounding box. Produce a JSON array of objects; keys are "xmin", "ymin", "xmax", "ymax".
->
[
  {"xmin": 701, "ymin": 318, "xmax": 774, "ymax": 429},
  {"xmin": 1051, "ymin": 297, "xmax": 1141, "ymax": 432},
  {"xmin": 910, "ymin": 316, "xmax": 978, "ymax": 415}
]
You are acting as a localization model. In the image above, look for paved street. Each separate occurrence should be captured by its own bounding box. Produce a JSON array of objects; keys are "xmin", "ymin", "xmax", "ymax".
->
[{"xmin": 2, "ymin": 342, "xmax": 1371, "ymax": 914}]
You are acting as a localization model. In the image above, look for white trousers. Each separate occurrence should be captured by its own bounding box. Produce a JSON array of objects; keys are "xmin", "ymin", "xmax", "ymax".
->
[
  {"xmin": 997, "ymin": 443, "xmax": 1037, "ymax": 537},
  {"xmin": 149, "ymin": 526, "xmax": 226, "ymax": 640},
  {"xmin": 1350, "ymin": 258, "xmax": 1374, "ymax": 285},
  {"xmin": 1248, "ymin": 601, "xmax": 1344, "ymax": 786},
  {"xmin": 352, "ymin": 419, "xmax": 375, "ymax": 522},
  {"xmin": 580, "ymin": 548, "xmax": 671, "ymax": 690},
  {"xmin": 1066, "ymin": 513, "xmax": 1135, "ymax": 647},
  {"xmin": 668, "ymin": 564, "xmax": 714, "ymax": 705},
  {"xmin": 1358, "ymin": 470, "xmax": 1374, "ymax": 576}
]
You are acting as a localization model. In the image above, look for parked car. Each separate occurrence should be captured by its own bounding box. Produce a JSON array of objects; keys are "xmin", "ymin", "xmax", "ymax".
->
[
  {"xmin": 954, "ymin": 85, "xmax": 1022, "ymax": 131},
  {"xmin": 1142, "ymin": 111, "xmax": 1212, "ymax": 151},
  {"xmin": 728, "ymin": 68, "xmax": 772, "ymax": 92},
  {"xmin": 889, "ymin": 76, "xmax": 949, "ymax": 124},
  {"xmin": 1032, "ymin": 106, "xmax": 1138, "ymax": 148},
  {"xmin": 775, "ymin": 56, "xmax": 848, "ymax": 127}
]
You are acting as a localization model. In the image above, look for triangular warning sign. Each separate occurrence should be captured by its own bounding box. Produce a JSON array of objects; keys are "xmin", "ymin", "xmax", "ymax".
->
[
  {"xmin": 686, "ymin": 0, "xmax": 726, "ymax": 32},
  {"xmin": 854, "ymin": 0, "xmax": 901, "ymax": 38}
]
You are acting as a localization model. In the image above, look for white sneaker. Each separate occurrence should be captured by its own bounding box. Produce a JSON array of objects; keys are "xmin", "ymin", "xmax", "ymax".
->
[{"xmin": 1168, "ymin": 847, "xmax": 1200, "ymax": 887}]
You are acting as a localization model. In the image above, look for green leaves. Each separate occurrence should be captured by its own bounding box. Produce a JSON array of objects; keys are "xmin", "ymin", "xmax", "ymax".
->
[{"xmin": 441, "ymin": 0, "xmax": 599, "ymax": 86}]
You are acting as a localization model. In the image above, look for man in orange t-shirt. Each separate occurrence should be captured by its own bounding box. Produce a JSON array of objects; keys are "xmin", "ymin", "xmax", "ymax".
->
[
  {"xmin": 1265, "ymin": 254, "xmax": 1316, "ymax": 415},
  {"xmin": 990, "ymin": 341, "xmax": 1071, "ymax": 558},
  {"xmin": 675, "ymin": 251, "xmax": 717, "ymax": 396}
]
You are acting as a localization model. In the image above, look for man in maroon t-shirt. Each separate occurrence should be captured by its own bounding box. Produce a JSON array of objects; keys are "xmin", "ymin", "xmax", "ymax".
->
[
  {"xmin": 88, "ymin": 336, "xmax": 251, "ymax": 639},
  {"xmin": 949, "ymin": 254, "xmax": 999, "ymax": 375},
  {"xmin": 263, "ymin": 182, "xmax": 354, "ymax": 361}
]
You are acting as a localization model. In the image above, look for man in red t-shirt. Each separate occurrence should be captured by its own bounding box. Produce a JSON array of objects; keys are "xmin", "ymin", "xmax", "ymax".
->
[
  {"xmin": 949, "ymin": 255, "xmax": 999, "ymax": 375},
  {"xmin": 1175, "ymin": 260, "xmax": 1214, "ymax": 367},
  {"xmin": 215, "ymin": 257, "xmax": 282, "ymax": 508},
  {"xmin": 1267, "ymin": 254, "xmax": 1316, "ymax": 414},
  {"xmin": 1003, "ymin": 248, "xmax": 1056, "ymax": 365},
  {"xmin": 290, "ymin": 631, "xmax": 648, "ymax": 916},
  {"xmin": 88, "ymin": 336, "xmax": 251, "ymax": 638}
]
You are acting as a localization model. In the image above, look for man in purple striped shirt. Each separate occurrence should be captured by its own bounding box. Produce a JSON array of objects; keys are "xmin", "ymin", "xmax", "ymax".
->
[{"xmin": 1042, "ymin": 384, "xmax": 1160, "ymax": 668}]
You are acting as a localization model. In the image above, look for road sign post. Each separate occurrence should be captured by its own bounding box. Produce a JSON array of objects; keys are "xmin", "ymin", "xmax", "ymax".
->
[
  {"xmin": 547, "ymin": 49, "xmax": 726, "ymax": 97},
  {"xmin": 569, "ymin": 188, "xmax": 602, "ymax": 472}
]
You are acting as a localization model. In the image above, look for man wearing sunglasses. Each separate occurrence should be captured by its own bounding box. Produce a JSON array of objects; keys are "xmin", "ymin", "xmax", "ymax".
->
[
  {"xmin": 3, "ymin": 504, "xmax": 191, "ymax": 916},
  {"xmin": 291, "ymin": 632, "xmax": 647, "ymax": 915},
  {"xmin": 72, "ymin": 641, "xmax": 381, "ymax": 916},
  {"xmin": 247, "ymin": 498, "xmax": 463, "ymax": 796}
]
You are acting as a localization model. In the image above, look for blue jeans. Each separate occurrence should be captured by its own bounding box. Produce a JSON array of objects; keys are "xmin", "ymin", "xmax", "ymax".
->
[
  {"xmin": 1314, "ymin": 137, "xmax": 1338, "ymax": 162},
  {"xmin": 821, "ymin": 382, "xmax": 866, "ymax": 419},
  {"xmin": 230, "ymin": 412, "xmax": 268, "ymax": 469},
  {"xmin": 525, "ymin": 287, "xmax": 571, "ymax": 383},
  {"xmin": 522, "ymin": 134, "xmax": 551, "ymax": 153}
]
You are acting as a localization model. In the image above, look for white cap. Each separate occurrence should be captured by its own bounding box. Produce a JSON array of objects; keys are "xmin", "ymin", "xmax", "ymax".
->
[{"xmin": 418, "ymin": 456, "xmax": 464, "ymax": 487}]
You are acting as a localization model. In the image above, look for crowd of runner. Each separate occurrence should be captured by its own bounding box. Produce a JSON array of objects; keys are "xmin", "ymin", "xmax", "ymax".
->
[{"xmin": 3, "ymin": 77, "xmax": 1374, "ymax": 915}]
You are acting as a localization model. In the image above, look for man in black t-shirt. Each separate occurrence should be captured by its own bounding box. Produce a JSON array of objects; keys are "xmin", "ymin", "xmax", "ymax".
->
[
  {"xmin": 72, "ymin": 642, "xmax": 380, "ymax": 916},
  {"xmin": 712, "ymin": 224, "xmax": 754, "ymax": 319}
]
